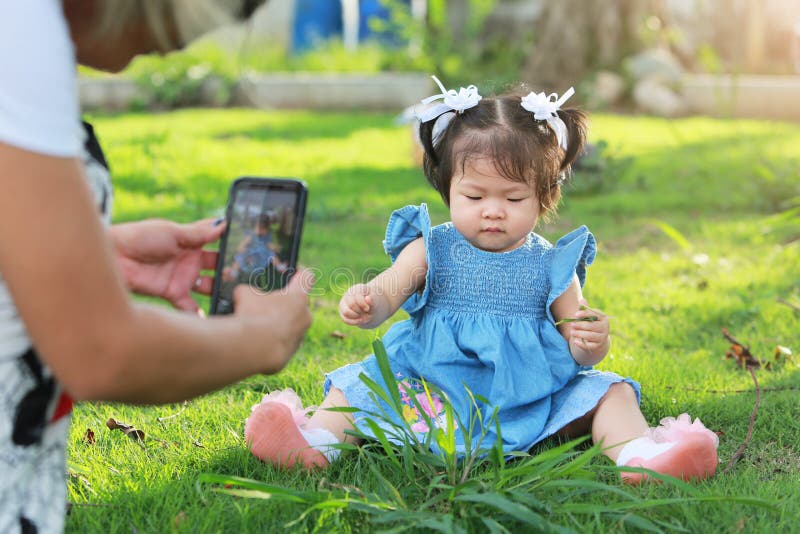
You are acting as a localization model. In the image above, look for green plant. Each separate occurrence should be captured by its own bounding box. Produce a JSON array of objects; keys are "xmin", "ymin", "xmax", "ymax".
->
[
  {"xmin": 569, "ymin": 140, "xmax": 633, "ymax": 196},
  {"xmin": 202, "ymin": 340, "xmax": 772, "ymax": 532},
  {"xmin": 375, "ymin": 0, "xmax": 528, "ymax": 89},
  {"xmin": 751, "ymin": 161, "xmax": 800, "ymax": 213},
  {"xmin": 125, "ymin": 43, "xmax": 239, "ymax": 109}
]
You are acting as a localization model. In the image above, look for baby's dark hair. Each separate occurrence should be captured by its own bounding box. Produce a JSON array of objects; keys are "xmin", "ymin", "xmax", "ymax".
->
[
  {"xmin": 419, "ymin": 91, "xmax": 587, "ymax": 218},
  {"xmin": 257, "ymin": 213, "xmax": 274, "ymax": 229}
]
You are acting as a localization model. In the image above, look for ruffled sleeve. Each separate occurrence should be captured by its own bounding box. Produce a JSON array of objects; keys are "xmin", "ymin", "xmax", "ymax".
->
[
  {"xmin": 545, "ymin": 226, "xmax": 596, "ymax": 323},
  {"xmin": 382, "ymin": 203, "xmax": 432, "ymax": 315}
]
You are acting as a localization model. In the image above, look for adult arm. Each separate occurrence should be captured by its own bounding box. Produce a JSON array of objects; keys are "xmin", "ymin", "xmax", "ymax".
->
[
  {"xmin": 339, "ymin": 237, "xmax": 427, "ymax": 329},
  {"xmin": 0, "ymin": 143, "xmax": 312, "ymax": 404}
]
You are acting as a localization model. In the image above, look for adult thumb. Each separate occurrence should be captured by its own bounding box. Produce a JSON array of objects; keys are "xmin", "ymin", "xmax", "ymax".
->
[
  {"xmin": 177, "ymin": 219, "xmax": 226, "ymax": 249},
  {"xmin": 285, "ymin": 268, "xmax": 315, "ymax": 296}
]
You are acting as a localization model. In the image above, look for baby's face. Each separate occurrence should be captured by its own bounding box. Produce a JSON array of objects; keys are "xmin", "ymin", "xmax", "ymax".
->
[{"xmin": 449, "ymin": 157, "xmax": 539, "ymax": 253}]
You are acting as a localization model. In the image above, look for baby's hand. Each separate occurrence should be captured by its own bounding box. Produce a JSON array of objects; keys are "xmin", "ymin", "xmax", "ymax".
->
[
  {"xmin": 569, "ymin": 299, "xmax": 610, "ymax": 354},
  {"xmin": 339, "ymin": 284, "xmax": 374, "ymax": 326}
]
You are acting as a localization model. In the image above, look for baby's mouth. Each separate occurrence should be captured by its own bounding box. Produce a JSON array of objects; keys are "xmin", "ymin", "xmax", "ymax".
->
[{"xmin": 482, "ymin": 227, "xmax": 504, "ymax": 233}]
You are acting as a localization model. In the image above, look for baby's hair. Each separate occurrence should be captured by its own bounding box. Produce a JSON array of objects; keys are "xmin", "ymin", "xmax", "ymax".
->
[
  {"xmin": 419, "ymin": 90, "xmax": 587, "ymax": 219},
  {"xmin": 257, "ymin": 213, "xmax": 274, "ymax": 229}
]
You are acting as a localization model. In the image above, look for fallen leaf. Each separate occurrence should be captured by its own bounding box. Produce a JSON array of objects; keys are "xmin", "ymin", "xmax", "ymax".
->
[
  {"xmin": 774, "ymin": 345, "xmax": 792, "ymax": 359},
  {"xmin": 106, "ymin": 418, "xmax": 145, "ymax": 441},
  {"xmin": 722, "ymin": 328, "xmax": 762, "ymax": 370},
  {"xmin": 84, "ymin": 428, "xmax": 95, "ymax": 445},
  {"xmin": 173, "ymin": 511, "xmax": 187, "ymax": 528},
  {"xmin": 330, "ymin": 330, "xmax": 346, "ymax": 339}
]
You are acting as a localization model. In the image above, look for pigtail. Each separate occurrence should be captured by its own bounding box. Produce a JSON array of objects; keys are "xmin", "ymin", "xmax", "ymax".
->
[
  {"xmin": 418, "ymin": 116, "xmax": 446, "ymax": 200},
  {"xmin": 418, "ymin": 117, "xmax": 439, "ymax": 169},
  {"xmin": 556, "ymin": 108, "xmax": 588, "ymax": 171}
]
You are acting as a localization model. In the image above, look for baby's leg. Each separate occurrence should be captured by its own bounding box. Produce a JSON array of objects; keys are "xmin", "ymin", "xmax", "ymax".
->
[
  {"xmin": 245, "ymin": 387, "xmax": 357, "ymax": 469},
  {"xmin": 590, "ymin": 382, "xmax": 649, "ymax": 461},
  {"xmin": 306, "ymin": 386, "xmax": 360, "ymax": 444},
  {"xmin": 591, "ymin": 382, "xmax": 718, "ymax": 483}
]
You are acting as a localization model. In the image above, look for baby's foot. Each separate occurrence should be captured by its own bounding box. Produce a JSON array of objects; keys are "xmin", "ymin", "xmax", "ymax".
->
[
  {"xmin": 253, "ymin": 388, "xmax": 313, "ymax": 426},
  {"xmin": 617, "ymin": 413, "xmax": 719, "ymax": 484},
  {"xmin": 245, "ymin": 401, "xmax": 329, "ymax": 469}
]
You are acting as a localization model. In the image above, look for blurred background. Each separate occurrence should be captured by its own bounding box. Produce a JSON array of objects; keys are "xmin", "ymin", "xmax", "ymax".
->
[{"xmin": 80, "ymin": 0, "xmax": 800, "ymax": 120}]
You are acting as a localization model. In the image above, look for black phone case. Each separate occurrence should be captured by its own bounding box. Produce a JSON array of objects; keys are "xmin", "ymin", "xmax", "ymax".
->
[{"xmin": 209, "ymin": 177, "xmax": 308, "ymax": 315}]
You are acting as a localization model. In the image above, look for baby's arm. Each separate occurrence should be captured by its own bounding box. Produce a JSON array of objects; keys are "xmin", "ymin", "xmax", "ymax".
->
[
  {"xmin": 339, "ymin": 237, "xmax": 427, "ymax": 329},
  {"xmin": 237, "ymin": 234, "xmax": 253, "ymax": 253},
  {"xmin": 550, "ymin": 275, "xmax": 610, "ymax": 366}
]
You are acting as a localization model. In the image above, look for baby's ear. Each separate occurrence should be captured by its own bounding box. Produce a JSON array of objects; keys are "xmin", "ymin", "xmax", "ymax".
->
[{"xmin": 558, "ymin": 109, "xmax": 588, "ymax": 171}]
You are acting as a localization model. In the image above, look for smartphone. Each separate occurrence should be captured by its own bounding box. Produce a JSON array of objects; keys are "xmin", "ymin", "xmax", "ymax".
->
[{"xmin": 210, "ymin": 177, "xmax": 308, "ymax": 315}]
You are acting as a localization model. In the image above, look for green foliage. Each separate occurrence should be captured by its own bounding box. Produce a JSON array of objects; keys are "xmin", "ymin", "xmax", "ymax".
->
[
  {"xmin": 66, "ymin": 110, "xmax": 800, "ymax": 532},
  {"xmin": 569, "ymin": 139, "xmax": 634, "ymax": 196},
  {"xmin": 202, "ymin": 340, "xmax": 772, "ymax": 532},
  {"xmin": 377, "ymin": 0, "xmax": 529, "ymax": 89},
  {"xmin": 125, "ymin": 43, "xmax": 239, "ymax": 109},
  {"xmin": 751, "ymin": 161, "xmax": 800, "ymax": 213}
]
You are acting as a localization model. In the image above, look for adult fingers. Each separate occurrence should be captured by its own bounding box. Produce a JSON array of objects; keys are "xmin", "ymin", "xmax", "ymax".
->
[
  {"xmin": 171, "ymin": 293, "xmax": 200, "ymax": 314},
  {"xmin": 285, "ymin": 268, "xmax": 315, "ymax": 295},
  {"xmin": 176, "ymin": 218, "xmax": 227, "ymax": 249},
  {"xmin": 191, "ymin": 275, "xmax": 214, "ymax": 296},
  {"xmin": 201, "ymin": 250, "xmax": 218, "ymax": 271}
]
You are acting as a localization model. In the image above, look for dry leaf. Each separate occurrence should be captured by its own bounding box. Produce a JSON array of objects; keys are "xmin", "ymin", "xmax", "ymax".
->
[
  {"xmin": 722, "ymin": 328, "xmax": 762, "ymax": 370},
  {"xmin": 106, "ymin": 418, "xmax": 145, "ymax": 441},
  {"xmin": 330, "ymin": 330, "xmax": 346, "ymax": 339},
  {"xmin": 774, "ymin": 345, "xmax": 792, "ymax": 359},
  {"xmin": 83, "ymin": 428, "xmax": 95, "ymax": 445},
  {"xmin": 173, "ymin": 511, "xmax": 187, "ymax": 528}
]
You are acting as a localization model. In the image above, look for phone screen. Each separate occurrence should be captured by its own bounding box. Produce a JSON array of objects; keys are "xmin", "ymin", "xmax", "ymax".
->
[{"xmin": 211, "ymin": 178, "xmax": 306, "ymax": 315}]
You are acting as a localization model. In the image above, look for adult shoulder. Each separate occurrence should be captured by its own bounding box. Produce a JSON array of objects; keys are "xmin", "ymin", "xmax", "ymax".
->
[{"xmin": 0, "ymin": 1, "xmax": 81, "ymax": 157}]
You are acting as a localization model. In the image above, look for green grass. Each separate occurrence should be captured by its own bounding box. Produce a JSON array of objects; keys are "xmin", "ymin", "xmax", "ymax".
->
[{"xmin": 66, "ymin": 109, "xmax": 800, "ymax": 532}]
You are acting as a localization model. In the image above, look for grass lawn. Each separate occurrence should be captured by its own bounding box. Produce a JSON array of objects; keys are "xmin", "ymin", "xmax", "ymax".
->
[{"xmin": 66, "ymin": 109, "xmax": 799, "ymax": 532}]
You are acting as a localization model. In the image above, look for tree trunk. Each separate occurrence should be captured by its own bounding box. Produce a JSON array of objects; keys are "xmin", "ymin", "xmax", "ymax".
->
[
  {"xmin": 521, "ymin": 0, "xmax": 654, "ymax": 90},
  {"xmin": 744, "ymin": 0, "xmax": 766, "ymax": 71}
]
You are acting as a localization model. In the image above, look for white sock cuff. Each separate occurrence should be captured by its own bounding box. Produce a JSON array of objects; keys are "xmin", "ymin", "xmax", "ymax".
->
[
  {"xmin": 300, "ymin": 427, "xmax": 341, "ymax": 463},
  {"xmin": 616, "ymin": 436, "xmax": 675, "ymax": 466}
]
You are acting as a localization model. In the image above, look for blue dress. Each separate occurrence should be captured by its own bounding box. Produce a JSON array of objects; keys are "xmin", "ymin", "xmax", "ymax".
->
[
  {"xmin": 324, "ymin": 204, "xmax": 640, "ymax": 456},
  {"xmin": 235, "ymin": 231, "xmax": 274, "ymax": 272}
]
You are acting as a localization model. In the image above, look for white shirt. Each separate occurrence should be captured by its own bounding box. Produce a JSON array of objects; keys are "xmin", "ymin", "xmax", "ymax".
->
[{"xmin": 1, "ymin": 2, "xmax": 82, "ymax": 533}]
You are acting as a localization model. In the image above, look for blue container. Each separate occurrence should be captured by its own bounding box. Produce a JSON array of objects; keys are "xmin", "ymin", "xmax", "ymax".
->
[
  {"xmin": 359, "ymin": 0, "xmax": 410, "ymax": 46},
  {"xmin": 292, "ymin": 0, "xmax": 343, "ymax": 53}
]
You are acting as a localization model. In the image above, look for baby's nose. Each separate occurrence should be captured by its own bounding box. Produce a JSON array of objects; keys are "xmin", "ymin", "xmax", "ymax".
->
[{"xmin": 483, "ymin": 203, "xmax": 505, "ymax": 219}]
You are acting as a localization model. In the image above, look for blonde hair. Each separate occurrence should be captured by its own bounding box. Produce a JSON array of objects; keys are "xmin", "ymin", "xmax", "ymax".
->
[{"xmin": 94, "ymin": 0, "xmax": 256, "ymax": 50}]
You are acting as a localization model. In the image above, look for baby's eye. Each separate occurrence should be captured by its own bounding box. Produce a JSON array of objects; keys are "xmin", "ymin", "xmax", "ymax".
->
[
  {"xmin": 508, "ymin": 197, "xmax": 527, "ymax": 203},
  {"xmin": 465, "ymin": 195, "xmax": 482, "ymax": 201}
]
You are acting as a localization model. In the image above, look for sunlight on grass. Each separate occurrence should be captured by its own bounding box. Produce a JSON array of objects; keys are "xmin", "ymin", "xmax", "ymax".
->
[{"xmin": 67, "ymin": 109, "xmax": 800, "ymax": 532}]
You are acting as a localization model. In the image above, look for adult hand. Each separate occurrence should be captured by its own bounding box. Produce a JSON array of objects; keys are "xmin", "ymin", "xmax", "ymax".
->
[
  {"xmin": 233, "ymin": 268, "xmax": 315, "ymax": 373},
  {"xmin": 110, "ymin": 218, "xmax": 224, "ymax": 313}
]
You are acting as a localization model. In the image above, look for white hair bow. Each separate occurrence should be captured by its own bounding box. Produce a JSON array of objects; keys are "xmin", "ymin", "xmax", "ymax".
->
[
  {"xmin": 520, "ymin": 87, "xmax": 575, "ymax": 150},
  {"xmin": 415, "ymin": 75, "xmax": 482, "ymax": 145},
  {"xmin": 417, "ymin": 75, "xmax": 482, "ymax": 121}
]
